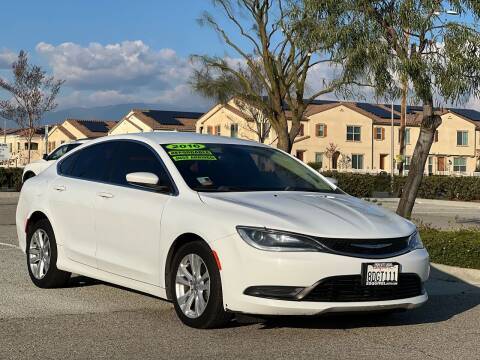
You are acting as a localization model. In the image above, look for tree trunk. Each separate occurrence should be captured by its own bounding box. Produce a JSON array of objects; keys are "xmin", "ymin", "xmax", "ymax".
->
[
  {"xmin": 396, "ymin": 101, "xmax": 441, "ymax": 218},
  {"xmin": 27, "ymin": 135, "xmax": 32, "ymax": 164},
  {"xmin": 398, "ymin": 82, "xmax": 407, "ymax": 175},
  {"xmin": 277, "ymin": 128, "xmax": 293, "ymax": 153}
]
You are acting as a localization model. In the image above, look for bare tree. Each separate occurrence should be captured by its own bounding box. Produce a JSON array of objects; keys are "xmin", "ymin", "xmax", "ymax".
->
[
  {"xmin": 0, "ymin": 51, "xmax": 64, "ymax": 163},
  {"xmin": 191, "ymin": 0, "xmax": 349, "ymax": 153},
  {"xmin": 337, "ymin": 153, "xmax": 352, "ymax": 171},
  {"xmin": 325, "ymin": 142, "xmax": 339, "ymax": 169},
  {"xmin": 233, "ymin": 99, "xmax": 272, "ymax": 143}
]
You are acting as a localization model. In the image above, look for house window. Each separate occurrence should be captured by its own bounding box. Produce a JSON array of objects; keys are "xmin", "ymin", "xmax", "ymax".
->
[
  {"xmin": 453, "ymin": 157, "xmax": 467, "ymax": 172},
  {"xmin": 230, "ymin": 123, "xmax": 239, "ymax": 138},
  {"xmin": 207, "ymin": 126, "xmax": 213, "ymax": 135},
  {"xmin": 398, "ymin": 128, "xmax": 410, "ymax": 144},
  {"xmin": 316, "ymin": 124, "xmax": 327, "ymax": 137},
  {"xmin": 457, "ymin": 131, "xmax": 468, "ymax": 146},
  {"xmin": 351, "ymin": 154, "xmax": 364, "ymax": 169},
  {"xmin": 199, "ymin": 126, "xmax": 204, "ymax": 134},
  {"xmin": 315, "ymin": 152, "xmax": 324, "ymax": 168},
  {"xmin": 404, "ymin": 156, "xmax": 411, "ymax": 171},
  {"xmin": 298, "ymin": 124, "xmax": 305, "ymax": 137},
  {"xmin": 374, "ymin": 127, "xmax": 384, "ymax": 140},
  {"xmin": 295, "ymin": 150, "xmax": 305, "ymax": 161},
  {"xmin": 428, "ymin": 156, "xmax": 433, "ymax": 175},
  {"xmin": 215, "ymin": 125, "xmax": 221, "ymax": 136},
  {"xmin": 346, "ymin": 126, "xmax": 361, "ymax": 141},
  {"xmin": 434, "ymin": 130, "xmax": 439, "ymax": 142},
  {"xmin": 26, "ymin": 142, "xmax": 39, "ymax": 150}
]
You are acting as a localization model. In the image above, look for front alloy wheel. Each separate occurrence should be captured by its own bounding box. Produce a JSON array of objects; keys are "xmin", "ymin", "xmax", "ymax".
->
[
  {"xmin": 175, "ymin": 254, "xmax": 210, "ymax": 318},
  {"xmin": 171, "ymin": 241, "xmax": 231, "ymax": 328}
]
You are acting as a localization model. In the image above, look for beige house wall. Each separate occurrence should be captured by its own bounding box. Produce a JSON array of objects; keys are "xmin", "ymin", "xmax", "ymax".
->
[
  {"xmin": 109, "ymin": 113, "xmax": 152, "ymax": 135},
  {"xmin": 3, "ymin": 133, "xmax": 46, "ymax": 166},
  {"xmin": 61, "ymin": 121, "xmax": 87, "ymax": 139},
  {"xmin": 292, "ymin": 105, "xmax": 374, "ymax": 170},
  {"xmin": 197, "ymin": 101, "xmax": 480, "ymax": 175},
  {"xmin": 47, "ymin": 127, "xmax": 74, "ymax": 152},
  {"xmin": 196, "ymin": 100, "xmax": 276, "ymax": 144}
]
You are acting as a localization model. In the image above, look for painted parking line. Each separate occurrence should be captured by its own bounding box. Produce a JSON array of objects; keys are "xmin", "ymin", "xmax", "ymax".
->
[{"xmin": 0, "ymin": 242, "xmax": 20, "ymax": 249}]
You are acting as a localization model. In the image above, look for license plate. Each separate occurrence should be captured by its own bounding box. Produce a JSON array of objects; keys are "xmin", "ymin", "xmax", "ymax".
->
[{"xmin": 362, "ymin": 262, "xmax": 399, "ymax": 286}]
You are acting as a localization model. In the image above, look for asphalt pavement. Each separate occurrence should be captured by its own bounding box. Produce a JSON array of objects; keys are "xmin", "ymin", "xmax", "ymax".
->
[
  {"xmin": 1, "ymin": 193, "xmax": 479, "ymax": 359},
  {"xmin": 372, "ymin": 197, "xmax": 480, "ymax": 229}
]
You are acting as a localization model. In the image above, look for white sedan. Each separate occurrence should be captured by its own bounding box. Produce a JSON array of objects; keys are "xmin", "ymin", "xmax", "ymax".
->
[
  {"xmin": 16, "ymin": 132, "xmax": 429, "ymax": 328},
  {"xmin": 22, "ymin": 140, "xmax": 87, "ymax": 183}
]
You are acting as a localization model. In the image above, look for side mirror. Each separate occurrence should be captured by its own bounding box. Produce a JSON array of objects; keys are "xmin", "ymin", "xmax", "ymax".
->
[
  {"xmin": 42, "ymin": 154, "xmax": 48, "ymax": 160},
  {"xmin": 325, "ymin": 177, "xmax": 338, "ymax": 186},
  {"xmin": 126, "ymin": 172, "xmax": 171, "ymax": 193}
]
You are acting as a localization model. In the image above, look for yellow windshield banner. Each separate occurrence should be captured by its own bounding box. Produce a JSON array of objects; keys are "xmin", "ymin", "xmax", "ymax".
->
[
  {"xmin": 165, "ymin": 143, "xmax": 206, "ymax": 150},
  {"xmin": 165, "ymin": 143, "xmax": 217, "ymax": 161}
]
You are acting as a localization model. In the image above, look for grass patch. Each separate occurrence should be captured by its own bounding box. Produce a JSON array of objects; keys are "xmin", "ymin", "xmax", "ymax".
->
[{"xmin": 419, "ymin": 227, "xmax": 480, "ymax": 270}]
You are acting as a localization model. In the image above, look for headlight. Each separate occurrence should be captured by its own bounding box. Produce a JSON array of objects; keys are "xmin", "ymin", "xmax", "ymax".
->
[
  {"xmin": 408, "ymin": 231, "xmax": 424, "ymax": 250},
  {"xmin": 236, "ymin": 226, "xmax": 323, "ymax": 252}
]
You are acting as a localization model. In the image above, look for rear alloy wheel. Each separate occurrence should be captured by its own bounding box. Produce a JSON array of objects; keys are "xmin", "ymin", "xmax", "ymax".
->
[
  {"xmin": 26, "ymin": 219, "xmax": 71, "ymax": 288},
  {"xmin": 171, "ymin": 242, "xmax": 232, "ymax": 328}
]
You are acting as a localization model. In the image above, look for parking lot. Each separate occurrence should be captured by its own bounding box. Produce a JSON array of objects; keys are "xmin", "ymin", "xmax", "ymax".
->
[{"xmin": 1, "ymin": 193, "xmax": 479, "ymax": 359}]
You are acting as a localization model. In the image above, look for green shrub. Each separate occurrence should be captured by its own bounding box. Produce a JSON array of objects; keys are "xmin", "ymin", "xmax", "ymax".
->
[
  {"xmin": 307, "ymin": 162, "xmax": 322, "ymax": 171},
  {"xmin": 312, "ymin": 168, "xmax": 480, "ymax": 200},
  {"xmin": 419, "ymin": 227, "xmax": 480, "ymax": 269},
  {"xmin": 0, "ymin": 168, "xmax": 23, "ymax": 191}
]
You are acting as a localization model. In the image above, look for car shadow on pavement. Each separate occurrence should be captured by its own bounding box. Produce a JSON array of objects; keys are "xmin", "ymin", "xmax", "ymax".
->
[
  {"xmin": 67, "ymin": 275, "xmax": 102, "ymax": 287},
  {"xmin": 238, "ymin": 267, "xmax": 480, "ymax": 330}
]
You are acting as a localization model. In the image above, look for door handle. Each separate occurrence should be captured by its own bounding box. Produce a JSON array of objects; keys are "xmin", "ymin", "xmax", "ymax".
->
[
  {"xmin": 97, "ymin": 192, "xmax": 114, "ymax": 199},
  {"xmin": 54, "ymin": 185, "xmax": 66, "ymax": 192}
]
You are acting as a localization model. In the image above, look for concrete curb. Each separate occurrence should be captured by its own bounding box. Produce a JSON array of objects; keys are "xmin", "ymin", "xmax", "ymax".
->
[
  {"xmin": 0, "ymin": 192, "xmax": 20, "ymax": 198},
  {"xmin": 431, "ymin": 263, "xmax": 480, "ymax": 285}
]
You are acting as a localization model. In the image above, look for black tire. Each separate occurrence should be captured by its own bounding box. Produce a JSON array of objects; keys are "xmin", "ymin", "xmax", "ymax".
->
[
  {"xmin": 26, "ymin": 219, "xmax": 71, "ymax": 288},
  {"xmin": 171, "ymin": 241, "xmax": 232, "ymax": 328}
]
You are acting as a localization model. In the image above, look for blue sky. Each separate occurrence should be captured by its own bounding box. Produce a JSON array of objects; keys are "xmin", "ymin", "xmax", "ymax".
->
[
  {"xmin": 0, "ymin": 1, "xmax": 232, "ymax": 58},
  {"xmin": 0, "ymin": 0, "xmax": 248, "ymax": 111}
]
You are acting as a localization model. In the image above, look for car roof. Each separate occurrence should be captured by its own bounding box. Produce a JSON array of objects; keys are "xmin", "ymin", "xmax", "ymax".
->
[{"xmin": 106, "ymin": 131, "xmax": 270, "ymax": 147}]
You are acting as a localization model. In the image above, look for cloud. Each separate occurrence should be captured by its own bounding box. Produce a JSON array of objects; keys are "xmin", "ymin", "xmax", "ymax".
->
[
  {"xmin": 36, "ymin": 40, "xmax": 190, "ymax": 92},
  {"xmin": 35, "ymin": 40, "xmax": 214, "ymax": 110},
  {"xmin": 58, "ymin": 90, "xmax": 138, "ymax": 109},
  {"xmin": 0, "ymin": 49, "xmax": 17, "ymax": 69}
]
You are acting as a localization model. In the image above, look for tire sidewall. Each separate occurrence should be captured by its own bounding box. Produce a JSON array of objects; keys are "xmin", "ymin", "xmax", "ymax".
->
[
  {"xmin": 171, "ymin": 241, "xmax": 227, "ymax": 328},
  {"xmin": 26, "ymin": 219, "xmax": 62, "ymax": 288}
]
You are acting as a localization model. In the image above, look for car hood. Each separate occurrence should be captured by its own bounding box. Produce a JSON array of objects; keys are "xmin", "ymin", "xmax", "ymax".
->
[{"xmin": 199, "ymin": 192, "xmax": 415, "ymax": 239}]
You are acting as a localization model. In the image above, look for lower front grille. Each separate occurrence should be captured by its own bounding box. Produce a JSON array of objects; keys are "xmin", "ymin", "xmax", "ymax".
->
[{"xmin": 301, "ymin": 274, "xmax": 422, "ymax": 302}]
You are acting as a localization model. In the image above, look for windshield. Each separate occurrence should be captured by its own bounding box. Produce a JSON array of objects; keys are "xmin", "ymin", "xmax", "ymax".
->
[{"xmin": 161, "ymin": 143, "xmax": 337, "ymax": 193}]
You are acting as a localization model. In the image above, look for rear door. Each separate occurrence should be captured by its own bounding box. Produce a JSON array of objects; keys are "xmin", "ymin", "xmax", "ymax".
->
[
  {"xmin": 94, "ymin": 140, "xmax": 174, "ymax": 284},
  {"xmin": 49, "ymin": 142, "xmax": 115, "ymax": 267}
]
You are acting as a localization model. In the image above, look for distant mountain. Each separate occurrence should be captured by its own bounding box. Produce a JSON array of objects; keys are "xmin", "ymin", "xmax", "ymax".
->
[{"xmin": 2, "ymin": 102, "xmax": 209, "ymax": 128}]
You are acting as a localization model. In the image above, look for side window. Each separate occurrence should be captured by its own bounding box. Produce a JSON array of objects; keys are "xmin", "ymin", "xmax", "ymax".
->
[
  {"xmin": 58, "ymin": 142, "xmax": 116, "ymax": 182},
  {"xmin": 58, "ymin": 152, "xmax": 79, "ymax": 175},
  {"xmin": 109, "ymin": 141, "xmax": 172, "ymax": 188}
]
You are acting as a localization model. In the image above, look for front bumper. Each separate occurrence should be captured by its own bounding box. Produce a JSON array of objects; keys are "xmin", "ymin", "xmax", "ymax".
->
[{"xmin": 210, "ymin": 234, "xmax": 430, "ymax": 316}]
